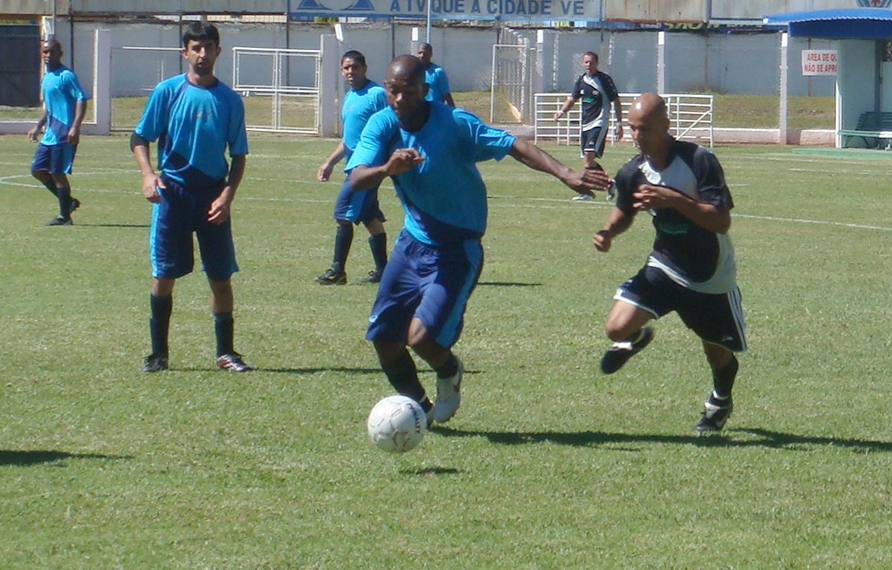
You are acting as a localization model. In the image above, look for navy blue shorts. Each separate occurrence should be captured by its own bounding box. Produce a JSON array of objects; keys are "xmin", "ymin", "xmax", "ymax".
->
[
  {"xmin": 31, "ymin": 143, "xmax": 77, "ymax": 175},
  {"xmin": 149, "ymin": 177, "xmax": 238, "ymax": 282},
  {"xmin": 580, "ymin": 126, "xmax": 607, "ymax": 158},
  {"xmin": 366, "ymin": 230, "xmax": 483, "ymax": 349},
  {"xmin": 332, "ymin": 174, "xmax": 385, "ymax": 225},
  {"xmin": 615, "ymin": 265, "xmax": 747, "ymax": 352}
]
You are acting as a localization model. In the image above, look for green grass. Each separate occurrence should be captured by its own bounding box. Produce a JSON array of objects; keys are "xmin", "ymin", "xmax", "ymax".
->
[
  {"xmin": 2, "ymin": 135, "xmax": 892, "ymax": 568},
  {"xmin": 3, "ymin": 93, "xmax": 837, "ymax": 130}
]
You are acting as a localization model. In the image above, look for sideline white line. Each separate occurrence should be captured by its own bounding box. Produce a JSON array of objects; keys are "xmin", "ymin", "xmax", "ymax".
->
[{"xmin": 4, "ymin": 173, "xmax": 892, "ymax": 231}]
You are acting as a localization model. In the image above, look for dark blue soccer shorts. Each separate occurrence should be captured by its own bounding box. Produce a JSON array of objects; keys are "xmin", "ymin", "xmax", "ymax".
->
[
  {"xmin": 149, "ymin": 177, "xmax": 238, "ymax": 282},
  {"xmin": 332, "ymin": 174, "xmax": 385, "ymax": 225},
  {"xmin": 31, "ymin": 142, "xmax": 77, "ymax": 175},
  {"xmin": 366, "ymin": 229, "xmax": 483, "ymax": 349},
  {"xmin": 615, "ymin": 265, "xmax": 747, "ymax": 352},
  {"xmin": 580, "ymin": 126, "xmax": 607, "ymax": 158}
]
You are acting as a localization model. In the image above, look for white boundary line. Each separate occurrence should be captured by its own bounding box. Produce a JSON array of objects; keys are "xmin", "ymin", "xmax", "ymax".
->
[{"xmin": 3, "ymin": 171, "xmax": 892, "ymax": 232}]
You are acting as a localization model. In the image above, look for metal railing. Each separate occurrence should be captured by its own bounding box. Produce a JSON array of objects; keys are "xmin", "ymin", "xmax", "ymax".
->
[{"xmin": 535, "ymin": 92, "xmax": 714, "ymax": 148}]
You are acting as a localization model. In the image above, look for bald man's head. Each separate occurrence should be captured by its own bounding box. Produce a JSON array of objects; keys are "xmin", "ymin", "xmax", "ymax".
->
[
  {"xmin": 627, "ymin": 92, "xmax": 671, "ymax": 157},
  {"xmin": 384, "ymin": 55, "xmax": 430, "ymax": 127}
]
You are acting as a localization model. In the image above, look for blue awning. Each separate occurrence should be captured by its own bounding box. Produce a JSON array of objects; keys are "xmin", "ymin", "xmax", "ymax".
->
[{"xmin": 763, "ymin": 8, "xmax": 892, "ymax": 39}]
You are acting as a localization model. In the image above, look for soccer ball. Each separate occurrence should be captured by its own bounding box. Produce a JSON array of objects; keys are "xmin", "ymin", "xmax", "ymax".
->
[{"xmin": 367, "ymin": 395, "xmax": 427, "ymax": 453}]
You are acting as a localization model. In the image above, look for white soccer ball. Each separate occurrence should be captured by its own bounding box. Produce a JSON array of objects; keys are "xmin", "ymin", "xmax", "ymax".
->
[{"xmin": 367, "ymin": 395, "xmax": 427, "ymax": 453}]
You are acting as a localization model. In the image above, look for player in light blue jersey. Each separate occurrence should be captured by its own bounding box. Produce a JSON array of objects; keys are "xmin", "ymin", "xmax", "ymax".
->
[
  {"xmin": 315, "ymin": 50, "xmax": 389, "ymax": 285},
  {"xmin": 28, "ymin": 39, "xmax": 87, "ymax": 226},
  {"xmin": 131, "ymin": 23, "xmax": 252, "ymax": 374},
  {"xmin": 417, "ymin": 43, "xmax": 454, "ymax": 106},
  {"xmin": 347, "ymin": 55, "xmax": 611, "ymax": 425}
]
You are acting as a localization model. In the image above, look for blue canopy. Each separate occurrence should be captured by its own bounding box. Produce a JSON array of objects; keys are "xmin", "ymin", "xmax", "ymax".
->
[{"xmin": 763, "ymin": 8, "xmax": 892, "ymax": 38}]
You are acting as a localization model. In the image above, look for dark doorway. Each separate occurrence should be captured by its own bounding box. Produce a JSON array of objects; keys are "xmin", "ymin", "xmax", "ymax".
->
[{"xmin": 0, "ymin": 25, "xmax": 40, "ymax": 107}]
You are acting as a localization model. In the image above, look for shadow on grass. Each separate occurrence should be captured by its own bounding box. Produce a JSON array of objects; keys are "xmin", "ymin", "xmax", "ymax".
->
[
  {"xmin": 172, "ymin": 366, "xmax": 385, "ymax": 374},
  {"xmin": 401, "ymin": 466, "xmax": 462, "ymax": 475},
  {"xmin": 0, "ymin": 450, "xmax": 133, "ymax": 467},
  {"xmin": 430, "ymin": 426, "xmax": 892, "ymax": 452},
  {"xmin": 77, "ymin": 223, "xmax": 150, "ymax": 228},
  {"xmin": 477, "ymin": 281, "xmax": 541, "ymax": 287}
]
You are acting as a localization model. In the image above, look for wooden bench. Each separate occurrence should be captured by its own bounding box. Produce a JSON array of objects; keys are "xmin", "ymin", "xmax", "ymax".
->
[{"xmin": 839, "ymin": 111, "xmax": 892, "ymax": 149}]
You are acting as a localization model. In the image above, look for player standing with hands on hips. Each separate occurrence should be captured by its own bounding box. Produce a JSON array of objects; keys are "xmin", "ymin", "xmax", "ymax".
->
[
  {"xmin": 28, "ymin": 38, "xmax": 87, "ymax": 226},
  {"xmin": 347, "ymin": 55, "xmax": 611, "ymax": 424},
  {"xmin": 131, "ymin": 22, "xmax": 252, "ymax": 373},
  {"xmin": 553, "ymin": 51, "xmax": 622, "ymax": 202},
  {"xmin": 593, "ymin": 93, "xmax": 746, "ymax": 433}
]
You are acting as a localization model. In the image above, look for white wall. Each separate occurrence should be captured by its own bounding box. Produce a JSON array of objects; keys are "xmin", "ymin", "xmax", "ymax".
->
[{"xmin": 48, "ymin": 19, "xmax": 837, "ymax": 99}]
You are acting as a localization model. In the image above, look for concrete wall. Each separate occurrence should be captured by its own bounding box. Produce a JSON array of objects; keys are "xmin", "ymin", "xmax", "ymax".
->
[{"xmin": 47, "ymin": 19, "xmax": 835, "ymax": 99}]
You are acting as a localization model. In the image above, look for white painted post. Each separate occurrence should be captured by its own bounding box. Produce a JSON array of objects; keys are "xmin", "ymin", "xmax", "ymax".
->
[
  {"xmin": 779, "ymin": 32, "xmax": 788, "ymax": 144},
  {"xmin": 319, "ymin": 34, "xmax": 339, "ymax": 137},
  {"xmin": 91, "ymin": 29, "xmax": 111, "ymax": 135},
  {"xmin": 657, "ymin": 31, "xmax": 665, "ymax": 95}
]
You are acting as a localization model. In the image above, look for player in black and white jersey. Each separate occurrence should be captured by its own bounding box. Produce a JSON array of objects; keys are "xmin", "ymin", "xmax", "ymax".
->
[
  {"xmin": 592, "ymin": 92, "xmax": 746, "ymax": 433},
  {"xmin": 553, "ymin": 51, "xmax": 623, "ymax": 201}
]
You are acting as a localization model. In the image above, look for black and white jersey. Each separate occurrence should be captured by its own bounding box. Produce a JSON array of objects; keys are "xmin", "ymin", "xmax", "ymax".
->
[
  {"xmin": 570, "ymin": 71, "xmax": 619, "ymax": 131},
  {"xmin": 614, "ymin": 138, "xmax": 737, "ymax": 294}
]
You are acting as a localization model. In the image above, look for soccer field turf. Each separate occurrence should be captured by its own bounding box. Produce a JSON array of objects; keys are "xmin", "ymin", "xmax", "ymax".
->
[{"xmin": 2, "ymin": 135, "xmax": 892, "ymax": 568}]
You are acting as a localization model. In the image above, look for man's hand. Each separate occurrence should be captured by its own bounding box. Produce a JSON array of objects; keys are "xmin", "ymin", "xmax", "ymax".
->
[
  {"xmin": 67, "ymin": 125, "xmax": 81, "ymax": 147},
  {"xmin": 141, "ymin": 172, "xmax": 164, "ymax": 203},
  {"xmin": 317, "ymin": 161, "xmax": 334, "ymax": 182},
  {"xmin": 383, "ymin": 148, "xmax": 425, "ymax": 177},
  {"xmin": 563, "ymin": 168, "xmax": 612, "ymax": 196},
  {"xmin": 27, "ymin": 126, "xmax": 40, "ymax": 143},
  {"xmin": 615, "ymin": 123, "xmax": 624, "ymax": 141},
  {"xmin": 208, "ymin": 189, "xmax": 234, "ymax": 224},
  {"xmin": 632, "ymin": 183, "xmax": 677, "ymax": 211},
  {"xmin": 592, "ymin": 229, "xmax": 612, "ymax": 252}
]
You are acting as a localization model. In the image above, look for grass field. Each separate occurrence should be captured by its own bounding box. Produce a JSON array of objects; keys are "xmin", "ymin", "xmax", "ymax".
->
[
  {"xmin": 2, "ymin": 92, "xmax": 836, "ymax": 131},
  {"xmin": 2, "ymin": 134, "xmax": 892, "ymax": 569}
]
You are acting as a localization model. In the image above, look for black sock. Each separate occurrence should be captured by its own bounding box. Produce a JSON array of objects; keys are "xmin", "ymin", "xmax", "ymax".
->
[
  {"xmin": 368, "ymin": 232, "xmax": 387, "ymax": 272},
  {"xmin": 214, "ymin": 312, "xmax": 235, "ymax": 357},
  {"xmin": 40, "ymin": 179, "xmax": 59, "ymax": 197},
  {"xmin": 149, "ymin": 294, "xmax": 172, "ymax": 356},
  {"xmin": 433, "ymin": 353, "xmax": 459, "ymax": 379},
  {"xmin": 332, "ymin": 224, "xmax": 353, "ymax": 273},
  {"xmin": 381, "ymin": 350, "xmax": 425, "ymax": 402},
  {"xmin": 711, "ymin": 355, "xmax": 739, "ymax": 400},
  {"xmin": 57, "ymin": 185, "xmax": 72, "ymax": 218}
]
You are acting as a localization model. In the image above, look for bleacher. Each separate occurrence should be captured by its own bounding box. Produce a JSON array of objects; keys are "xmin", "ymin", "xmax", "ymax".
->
[{"xmin": 839, "ymin": 111, "xmax": 892, "ymax": 149}]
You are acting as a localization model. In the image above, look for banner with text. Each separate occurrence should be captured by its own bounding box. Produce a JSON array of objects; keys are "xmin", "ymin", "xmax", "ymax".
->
[{"xmin": 291, "ymin": 0, "xmax": 599, "ymax": 20}]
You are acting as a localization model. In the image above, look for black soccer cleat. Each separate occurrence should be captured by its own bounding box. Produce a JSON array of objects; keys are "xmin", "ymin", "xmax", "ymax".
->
[
  {"xmin": 141, "ymin": 353, "xmax": 169, "ymax": 372},
  {"xmin": 600, "ymin": 326, "xmax": 654, "ymax": 374},
  {"xmin": 69, "ymin": 198, "xmax": 81, "ymax": 215},
  {"xmin": 315, "ymin": 267, "xmax": 346, "ymax": 285},
  {"xmin": 356, "ymin": 270, "xmax": 383, "ymax": 284},
  {"xmin": 46, "ymin": 216, "xmax": 72, "ymax": 226},
  {"xmin": 695, "ymin": 396, "xmax": 733, "ymax": 433}
]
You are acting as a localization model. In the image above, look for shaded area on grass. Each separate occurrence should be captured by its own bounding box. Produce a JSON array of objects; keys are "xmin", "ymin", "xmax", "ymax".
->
[
  {"xmin": 0, "ymin": 450, "xmax": 133, "ymax": 467},
  {"xmin": 432, "ymin": 426, "xmax": 892, "ymax": 452}
]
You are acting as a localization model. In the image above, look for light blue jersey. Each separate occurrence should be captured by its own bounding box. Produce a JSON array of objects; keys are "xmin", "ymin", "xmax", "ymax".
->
[
  {"xmin": 423, "ymin": 64, "xmax": 451, "ymax": 103},
  {"xmin": 135, "ymin": 74, "xmax": 248, "ymax": 187},
  {"xmin": 40, "ymin": 65, "xmax": 86, "ymax": 146},
  {"xmin": 342, "ymin": 80, "xmax": 387, "ymax": 158},
  {"xmin": 346, "ymin": 102, "xmax": 515, "ymax": 246}
]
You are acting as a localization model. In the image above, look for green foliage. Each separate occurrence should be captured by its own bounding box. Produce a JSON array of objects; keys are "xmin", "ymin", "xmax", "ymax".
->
[{"xmin": 2, "ymin": 135, "xmax": 892, "ymax": 568}]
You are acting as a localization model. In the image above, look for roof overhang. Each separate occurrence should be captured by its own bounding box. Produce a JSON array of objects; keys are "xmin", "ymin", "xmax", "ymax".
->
[{"xmin": 763, "ymin": 8, "xmax": 892, "ymax": 39}]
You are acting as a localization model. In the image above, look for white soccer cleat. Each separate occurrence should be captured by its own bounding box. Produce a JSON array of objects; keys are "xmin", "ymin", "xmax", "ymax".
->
[{"xmin": 432, "ymin": 358, "xmax": 463, "ymax": 423}]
